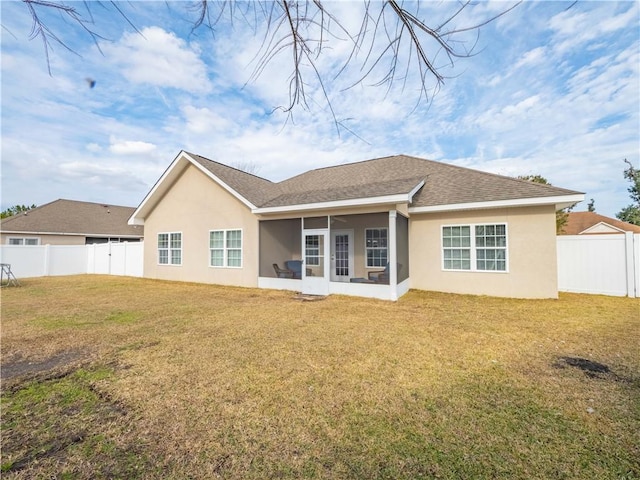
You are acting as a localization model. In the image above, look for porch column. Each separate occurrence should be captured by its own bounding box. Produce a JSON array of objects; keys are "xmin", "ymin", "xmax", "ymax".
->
[{"xmin": 389, "ymin": 210, "xmax": 398, "ymax": 300}]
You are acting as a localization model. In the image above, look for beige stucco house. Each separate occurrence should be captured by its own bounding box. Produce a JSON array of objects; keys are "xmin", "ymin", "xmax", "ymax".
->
[
  {"xmin": 1, "ymin": 199, "xmax": 144, "ymax": 245},
  {"xmin": 129, "ymin": 151, "xmax": 584, "ymax": 300}
]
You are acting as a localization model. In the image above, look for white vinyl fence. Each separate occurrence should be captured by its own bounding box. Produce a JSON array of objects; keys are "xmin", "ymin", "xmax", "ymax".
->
[
  {"xmin": 557, "ymin": 233, "xmax": 640, "ymax": 297},
  {"xmin": 2, "ymin": 236, "xmax": 639, "ymax": 297},
  {"xmin": 0, "ymin": 242, "xmax": 143, "ymax": 279}
]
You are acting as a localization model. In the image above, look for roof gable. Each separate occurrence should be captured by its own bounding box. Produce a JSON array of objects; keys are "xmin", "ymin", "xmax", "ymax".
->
[{"xmin": 562, "ymin": 211, "xmax": 640, "ymax": 235}]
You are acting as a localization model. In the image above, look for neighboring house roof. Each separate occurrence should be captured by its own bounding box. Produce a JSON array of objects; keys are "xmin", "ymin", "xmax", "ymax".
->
[
  {"xmin": 130, "ymin": 151, "xmax": 584, "ymax": 224},
  {"xmin": 561, "ymin": 211, "xmax": 640, "ymax": 235},
  {"xmin": 1, "ymin": 199, "xmax": 144, "ymax": 237}
]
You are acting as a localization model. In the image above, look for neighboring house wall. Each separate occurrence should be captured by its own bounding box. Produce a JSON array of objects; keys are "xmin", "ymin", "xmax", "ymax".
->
[
  {"xmin": 409, "ymin": 205, "xmax": 558, "ymax": 298},
  {"xmin": 143, "ymin": 164, "xmax": 259, "ymax": 287},
  {"xmin": 1, "ymin": 233, "xmax": 86, "ymax": 245}
]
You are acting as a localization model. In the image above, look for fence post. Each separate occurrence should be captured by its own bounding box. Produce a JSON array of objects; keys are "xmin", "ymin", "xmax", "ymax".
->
[
  {"xmin": 43, "ymin": 244, "xmax": 51, "ymax": 276},
  {"xmin": 624, "ymin": 232, "xmax": 635, "ymax": 297}
]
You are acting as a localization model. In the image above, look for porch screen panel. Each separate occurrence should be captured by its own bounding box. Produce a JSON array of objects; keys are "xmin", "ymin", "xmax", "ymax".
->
[
  {"xmin": 258, "ymin": 219, "xmax": 302, "ymax": 277},
  {"xmin": 396, "ymin": 213, "xmax": 409, "ymax": 283}
]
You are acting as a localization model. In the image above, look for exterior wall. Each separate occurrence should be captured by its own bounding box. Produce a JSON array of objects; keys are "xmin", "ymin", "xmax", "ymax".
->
[
  {"xmin": 1, "ymin": 233, "xmax": 86, "ymax": 245},
  {"xmin": 143, "ymin": 164, "xmax": 259, "ymax": 287},
  {"xmin": 409, "ymin": 205, "xmax": 558, "ymax": 298}
]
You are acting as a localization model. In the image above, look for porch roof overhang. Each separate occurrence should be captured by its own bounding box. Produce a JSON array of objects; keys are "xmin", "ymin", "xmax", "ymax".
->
[
  {"xmin": 408, "ymin": 193, "xmax": 585, "ymax": 214},
  {"xmin": 252, "ymin": 180, "xmax": 424, "ymax": 215}
]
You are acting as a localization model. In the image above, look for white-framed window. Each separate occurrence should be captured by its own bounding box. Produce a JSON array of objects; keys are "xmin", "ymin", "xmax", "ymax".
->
[
  {"xmin": 7, "ymin": 237, "xmax": 40, "ymax": 245},
  {"xmin": 442, "ymin": 224, "xmax": 507, "ymax": 272},
  {"xmin": 305, "ymin": 234, "xmax": 320, "ymax": 266},
  {"xmin": 210, "ymin": 229, "xmax": 242, "ymax": 268},
  {"xmin": 158, "ymin": 232, "xmax": 182, "ymax": 265},
  {"xmin": 365, "ymin": 228, "xmax": 388, "ymax": 268}
]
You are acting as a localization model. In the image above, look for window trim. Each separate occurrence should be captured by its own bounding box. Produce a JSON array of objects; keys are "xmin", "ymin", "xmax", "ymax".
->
[
  {"xmin": 209, "ymin": 228, "xmax": 243, "ymax": 269},
  {"xmin": 364, "ymin": 227, "xmax": 389, "ymax": 269},
  {"xmin": 441, "ymin": 223, "xmax": 509, "ymax": 273},
  {"xmin": 157, "ymin": 231, "xmax": 182, "ymax": 266},
  {"xmin": 7, "ymin": 237, "xmax": 40, "ymax": 245}
]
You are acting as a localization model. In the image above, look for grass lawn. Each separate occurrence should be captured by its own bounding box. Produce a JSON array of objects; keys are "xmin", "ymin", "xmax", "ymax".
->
[{"xmin": 1, "ymin": 275, "xmax": 639, "ymax": 479}]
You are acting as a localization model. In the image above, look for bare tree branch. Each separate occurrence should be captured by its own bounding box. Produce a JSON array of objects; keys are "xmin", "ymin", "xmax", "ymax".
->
[{"xmin": 14, "ymin": 0, "xmax": 522, "ymax": 126}]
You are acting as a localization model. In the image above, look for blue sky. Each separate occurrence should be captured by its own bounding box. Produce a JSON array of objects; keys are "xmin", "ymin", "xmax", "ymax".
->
[{"xmin": 1, "ymin": 1, "xmax": 638, "ymax": 217}]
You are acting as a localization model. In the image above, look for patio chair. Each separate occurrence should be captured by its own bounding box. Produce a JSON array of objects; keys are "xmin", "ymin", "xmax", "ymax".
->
[
  {"xmin": 285, "ymin": 260, "xmax": 312, "ymax": 279},
  {"xmin": 367, "ymin": 263, "xmax": 402, "ymax": 284},
  {"xmin": 273, "ymin": 263, "xmax": 294, "ymax": 279}
]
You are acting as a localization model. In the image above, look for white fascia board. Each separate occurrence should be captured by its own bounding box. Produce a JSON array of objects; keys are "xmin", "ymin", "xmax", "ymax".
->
[
  {"xmin": 128, "ymin": 151, "xmax": 257, "ymax": 225},
  {"xmin": 128, "ymin": 151, "xmax": 188, "ymax": 225},
  {"xmin": 409, "ymin": 194, "xmax": 585, "ymax": 214},
  {"xmin": 1, "ymin": 230, "xmax": 141, "ymax": 237},
  {"xmin": 252, "ymin": 193, "xmax": 410, "ymax": 215}
]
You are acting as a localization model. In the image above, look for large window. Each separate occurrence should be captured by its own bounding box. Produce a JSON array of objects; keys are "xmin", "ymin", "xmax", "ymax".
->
[
  {"xmin": 210, "ymin": 229, "xmax": 242, "ymax": 268},
  {"xmin": 365, "ymin": 228, "xmax": 388, "ymax": 268},
  {"xmin": 7, "ymin": 237, "xmax": 39, "ymax": 245},
  {"xmin": 158, "ymin": 232, "xmax": 182, "ymax": 265},
  {"xmin": 442, "ymin": 224, "xmax": 507, "ymax": 272}
]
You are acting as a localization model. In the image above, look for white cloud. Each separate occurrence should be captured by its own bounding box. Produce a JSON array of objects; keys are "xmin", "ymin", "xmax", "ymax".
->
[
  {"xmin": 109, "ymin": 139, "xmax": 157, "ymax": 155},
  {"xmin": 104, "ymin": 27, "xmax": 212, "ymax": 94},
  {"xmin": 550, "ymin": 3, "xmax": 639, "ymax": 54},
  {"xmin": 514, "ymin": 47, "xmax": 546, "ymax": 69}
]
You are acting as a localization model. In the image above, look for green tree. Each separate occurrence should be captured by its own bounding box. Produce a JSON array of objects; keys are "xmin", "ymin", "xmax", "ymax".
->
[
  {"xmin": 1, "ymin": 204, "xmax": 37, "ymax": 219},
  {"xmin": 616, "ymin": 159, "xmax": 640, "ymax": 225},
  {"xmin": 587, "ymin": 198, "xmax": 595, "ymax": 212},
  {"xmin": 518, "ymin": 175, "xmax": 574, "ymax": 233}
]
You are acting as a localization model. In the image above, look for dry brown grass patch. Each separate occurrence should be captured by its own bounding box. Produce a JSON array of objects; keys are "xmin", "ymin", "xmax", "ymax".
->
[{"xmin": 1, "ymin": 275, "xmax": 639, "ymax": 478}]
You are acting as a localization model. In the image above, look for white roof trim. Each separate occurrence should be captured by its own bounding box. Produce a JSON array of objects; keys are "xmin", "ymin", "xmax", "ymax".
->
[
  {"xmin": 1, "ymin": 230, "xmax": 141, "ymax": 237},
  {"xmin": 408, "ymin": 180, "xmax": 425, "ymax": 203},
  {"xmin": 409, "ymin": 194, "xmax": 585, "ymax": 213},
  {"xmin": 128, "ymin": 151, "xmax": 256, "ymax": 225},
  {"xmin": 253, "ymin": 193, "xmax": 412, "ymax": 214}
]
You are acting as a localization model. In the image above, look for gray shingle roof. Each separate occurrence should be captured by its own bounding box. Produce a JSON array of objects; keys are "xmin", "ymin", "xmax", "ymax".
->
[
  {"xmin": 187, "ymin": 153, "xmax": 581, "ymax": 210},
  {"xmin": 188, "ymin": 153, "xmax": 277, "ymax": 207},
  {"xmin": 1, "ymin": 199, "xmax": 144, "ymax": 237}
]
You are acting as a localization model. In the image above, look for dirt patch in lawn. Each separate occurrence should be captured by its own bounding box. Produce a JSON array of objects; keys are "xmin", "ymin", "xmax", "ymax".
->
[{"xmin": 1, "ymin": 349, "xmax": 90, "ymax": 384}]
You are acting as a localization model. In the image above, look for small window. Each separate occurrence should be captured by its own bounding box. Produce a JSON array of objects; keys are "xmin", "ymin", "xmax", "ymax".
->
[
  {"xmin": 442, "ymin": 224, "xmax": 507, "ymax": 272},
  {"xmin": 305, "ymin": 235, "xmax": 320, "ymax": 266},
  {"xmin": 210, "ymin": 229, "xmax": 242, "ymax": 268},
  {"xmin": 7, "ymin": 237, "xmax": 39, "ymax": 246},
  {"xmin": 158, "ymin": 232, "xmax": 181, "ymax": 265},
  {"xmin": 365, "ymin": 228, "xmax": 388, "ymax": 268}
]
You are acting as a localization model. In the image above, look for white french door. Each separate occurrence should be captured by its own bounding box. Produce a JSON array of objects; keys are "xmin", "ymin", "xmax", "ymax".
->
[
  {"xmin": 331, "ymin": 230, "xmax": 354, "ymax": 282},
  {"xmin": 302, "ymin": 229, "xmax": 329, "ymax": 295}
]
